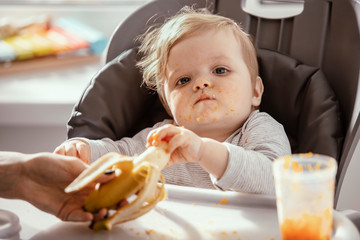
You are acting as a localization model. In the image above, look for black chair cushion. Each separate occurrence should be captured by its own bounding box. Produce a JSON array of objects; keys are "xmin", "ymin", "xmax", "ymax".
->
[
  {"xmin": 258, "ymin": 48, "xmax": 343, "ymax": 160},
  {"xmin": 67, "ymin": 47, "xmax": 344, "ymax": 161},
  {"xmin": 67, "ymin": 47, "xmax": 169, "ymax": 140}
]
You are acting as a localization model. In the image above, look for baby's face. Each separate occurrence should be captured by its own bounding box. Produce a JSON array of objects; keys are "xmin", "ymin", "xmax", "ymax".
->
[{"xmin": 163, "ymin": 28, "xmax": 262, "ymax": 139}]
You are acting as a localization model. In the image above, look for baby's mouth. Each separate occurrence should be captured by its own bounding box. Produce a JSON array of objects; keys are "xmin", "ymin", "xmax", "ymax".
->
[{"xmin": 194, "ymin": 94, "xmax": 215, "ymax": 105}]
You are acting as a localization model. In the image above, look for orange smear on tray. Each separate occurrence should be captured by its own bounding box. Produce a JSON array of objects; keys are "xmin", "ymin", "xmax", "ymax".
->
[
  {"xmin": 280, "ymin": 213, "xmax": 331, "ymax": 240},
  {"xmin": 216, "ymin": 197, "xmax": 228, "ymax": 205},
  {"xmin": 146, "ymin": 229, "xmax": 156, "ymax": 235}
]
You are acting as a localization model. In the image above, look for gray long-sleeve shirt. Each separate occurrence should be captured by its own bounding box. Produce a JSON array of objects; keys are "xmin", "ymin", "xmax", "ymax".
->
[{"xmin": 86, "ymin": 110, "xmax": 291, "ymax": 195}]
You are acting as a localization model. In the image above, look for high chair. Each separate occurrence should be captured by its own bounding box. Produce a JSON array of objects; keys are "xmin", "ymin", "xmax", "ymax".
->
[{"xmin": 66, "ymin": 0, "xmax": 360, "ymax": 228}]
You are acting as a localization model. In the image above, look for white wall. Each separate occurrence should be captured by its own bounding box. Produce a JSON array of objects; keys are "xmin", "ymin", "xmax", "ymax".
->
[
  {"xmin": 0, "ymin": 3, "xmax": 145, "ymax": 153},
  {"xmin": 0, "ymin": 3, "xmax": 146, "ymax": 38}
]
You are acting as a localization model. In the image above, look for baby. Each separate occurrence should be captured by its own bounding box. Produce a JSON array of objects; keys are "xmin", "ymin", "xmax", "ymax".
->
[{"xmin": 55, "ymin": 7, "xmax": 291, "ymax": 195}]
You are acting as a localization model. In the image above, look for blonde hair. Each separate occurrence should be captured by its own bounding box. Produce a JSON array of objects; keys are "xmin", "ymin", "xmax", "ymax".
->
[{"xmin": 137, "ymin": 6, "xmax": 259, "ymax": 105}]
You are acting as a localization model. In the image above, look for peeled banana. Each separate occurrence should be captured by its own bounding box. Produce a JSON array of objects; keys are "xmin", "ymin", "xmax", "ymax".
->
[{"xmin": 65, "ymin": 146, "xmax": 170, "ymax": 230}]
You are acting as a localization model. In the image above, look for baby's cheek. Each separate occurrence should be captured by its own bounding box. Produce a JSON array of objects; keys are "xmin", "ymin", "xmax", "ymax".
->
[
  {"xmin": 219, "ymin": 93, "xmax": 237, "ymax": 112},
  {"xmin": 175, "ymin": 111, "xmax": 188, "ymax": 122},
  {"xmin": 173, "ymin": 110, "xmax": 193, "ymax": 127}
]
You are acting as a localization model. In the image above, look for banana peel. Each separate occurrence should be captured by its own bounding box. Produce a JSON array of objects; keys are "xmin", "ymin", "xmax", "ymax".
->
[{"xmin": 65, "ymin": 146, "xmax": 170, "ymax": 230}]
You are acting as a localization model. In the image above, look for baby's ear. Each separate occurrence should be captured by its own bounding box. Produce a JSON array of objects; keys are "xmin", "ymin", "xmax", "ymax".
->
[{"xmin": 252, "ymin": 76, "xmax": 264, "ymax": 107}]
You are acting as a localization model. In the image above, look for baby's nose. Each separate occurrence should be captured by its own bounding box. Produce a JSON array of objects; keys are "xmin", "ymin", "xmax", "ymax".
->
[{"xmin": 193, "ymin": 80, "xmax": 210, "ymax": 91}]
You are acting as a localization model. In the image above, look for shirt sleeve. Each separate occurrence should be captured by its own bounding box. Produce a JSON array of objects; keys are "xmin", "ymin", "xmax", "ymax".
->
[
  {"xmin": 84, "ymin": 120, "xmax": 172, "ymax": 162},
  {"xmin": 212, "ymin": 112, "xmax": 291, "ymax": 195}
]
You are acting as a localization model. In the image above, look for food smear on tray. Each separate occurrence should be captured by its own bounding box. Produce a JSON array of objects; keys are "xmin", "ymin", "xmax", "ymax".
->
[
  {"xmin": 65, "ymin": 145, "xmax": 170, "ymax": 230},
  {"xmin": 216, "ymin": 197, "xmax": 228, "ymax": 205}
]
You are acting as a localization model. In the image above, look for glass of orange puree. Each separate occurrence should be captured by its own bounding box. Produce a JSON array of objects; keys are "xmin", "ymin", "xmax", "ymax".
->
[{"xmin": 273, "ymin": 153, "xmax": 337, "ymax": 240}]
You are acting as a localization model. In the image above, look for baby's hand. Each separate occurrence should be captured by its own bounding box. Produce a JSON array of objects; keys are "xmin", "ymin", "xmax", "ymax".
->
[
  {"xmin": 147, "ymin": 124, "xmax": 203, "ymax": 166},
  {"xmin": 54, "ymin": 139, "xmax": 90, "ymax": 164}
]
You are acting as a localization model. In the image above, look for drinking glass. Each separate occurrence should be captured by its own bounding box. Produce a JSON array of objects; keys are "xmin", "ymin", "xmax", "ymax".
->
[{"xmin": 273, "ymin": 153, "xmax": 337, "ymax": 240}]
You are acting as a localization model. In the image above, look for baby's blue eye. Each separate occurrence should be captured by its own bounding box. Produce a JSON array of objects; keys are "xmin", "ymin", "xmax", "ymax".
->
[
  {"xmin": 213, "ymin": 68, "xmax": 228, "ymax": 75},
  {"xmin": 176, "ymin": 77, "xmax": 191, "ymax": 85}
]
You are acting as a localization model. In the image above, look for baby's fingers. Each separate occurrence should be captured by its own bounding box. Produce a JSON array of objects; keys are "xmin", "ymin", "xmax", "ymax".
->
[
  {"xmin": 147, "ymin": 124, "xmax": 180, "ymax": 147},
  {"xmin": 54, "ymin": 145, "xmax": 66, "ymax": 155},
  {"xmin": 146, "ymin": 129, "xmax": 157, "ymax": 147},
  {"xmin": 76, "ymin": 141, "xmax": 90, "ymax": 164},
  {"xmin": 166, "ymin": 133, "xmax": 186, "ymax": 154},
  {"xmin": 147, "ymin": 129, "xmax": 166, "ymax": 147},
  {"xmin": 65, "ymin": 142, "xmax": 78, "ymax": 157}
]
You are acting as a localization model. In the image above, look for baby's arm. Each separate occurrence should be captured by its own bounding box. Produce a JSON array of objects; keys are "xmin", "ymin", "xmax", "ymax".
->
[
  {"xmin": 55, "ymin": 120, "xmax": 174, "ymax": 164},
  {"xmin": 147, "ymin": 124, "xmax": 229, "ymax": 179},
  {"xmin": 54, "ymin": 139, "xmax": 91, "ymax": 164},
  {"xmin": 215, "ymin": 111, "xmax": 291, "ymax": 194}
]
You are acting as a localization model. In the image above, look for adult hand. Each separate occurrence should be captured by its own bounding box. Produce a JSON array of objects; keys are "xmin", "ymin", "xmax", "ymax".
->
[{"xmin": 0, "ymin": 152, "xmax": 108, "ymax": 222}]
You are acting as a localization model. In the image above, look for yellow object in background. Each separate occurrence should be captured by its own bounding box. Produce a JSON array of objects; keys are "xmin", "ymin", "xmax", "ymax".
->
[
  {"xmin": 0, "ymin": 17, "xmax": 107, "ymax": 62},
  {"xmin": 22, "ymin": 33, "xmax": 53, "ymax": 57},
  {"xmin": 44, "ymin": 27, "xmax": 72, "ymax": 53},
  {"xmin": 4, "ymin": 36, "xmax": 34, "ymax": 60}
]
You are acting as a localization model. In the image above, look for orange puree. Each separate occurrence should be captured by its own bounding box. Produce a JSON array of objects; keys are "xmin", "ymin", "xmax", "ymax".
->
[
  {"xmin": 280, "ymin": 213, "xmax": 331, "ymax": 240},
  {"xmin": 152, "ymin": 132, "xmax": 160, "ymax": 140},
  {"xmin": 149, "ymin": 132, "xmax": 172, "ymax": 146}
]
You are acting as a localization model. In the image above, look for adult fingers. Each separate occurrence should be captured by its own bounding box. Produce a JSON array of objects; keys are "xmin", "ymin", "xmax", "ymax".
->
[
  {"xmin": 93, "ymin": 208, "xmax": 108, "ymax": 220},
  {"xmin": 65, "ymin": 209, "xmax": 93, "ymax": 222}
]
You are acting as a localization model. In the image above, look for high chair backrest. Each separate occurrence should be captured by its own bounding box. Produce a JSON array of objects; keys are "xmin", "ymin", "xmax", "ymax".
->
[{"xmin": 67, "ymin": 0, "xmax": 360, "ymax": 212}]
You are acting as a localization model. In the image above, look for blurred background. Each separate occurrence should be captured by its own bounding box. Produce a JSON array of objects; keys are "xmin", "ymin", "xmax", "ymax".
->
[
  {"xmin": 0, "ymin": 0, "xmax": 150, "ymax": 153},
  {"xmin": 0, "ymin": 0, "xmax": 309, "ymax": 153}
]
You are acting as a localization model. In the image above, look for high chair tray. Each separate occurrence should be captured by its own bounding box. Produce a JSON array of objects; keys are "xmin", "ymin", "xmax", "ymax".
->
[{"xmin": 0, "ymin": 184, "xmax": 358, "ymax": 240}]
